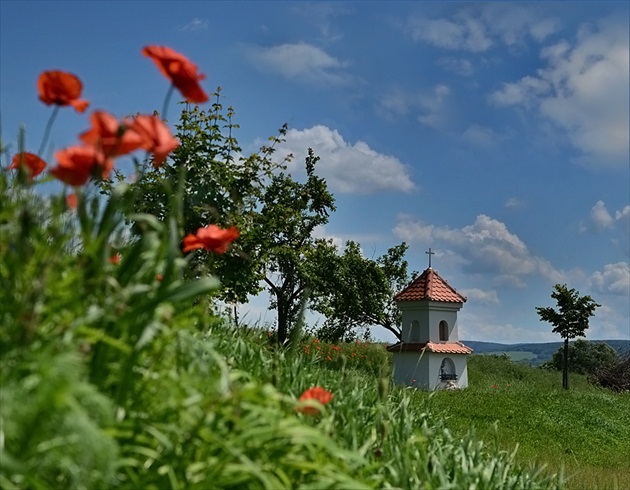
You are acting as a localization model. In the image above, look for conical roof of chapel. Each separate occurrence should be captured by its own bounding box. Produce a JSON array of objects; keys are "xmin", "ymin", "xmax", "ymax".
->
[{"xmin": 394, "ymin": 268, "xmax": 467, "ymax": 303}]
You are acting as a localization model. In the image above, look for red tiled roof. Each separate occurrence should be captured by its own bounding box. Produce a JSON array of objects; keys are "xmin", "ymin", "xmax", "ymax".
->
[
  {"xmin": 394, "ymin": 268, "xmax": 466, "ymax": 303},
  {"xmin": 387, "ymin": 341, "xmax": 473, "ymax": 354}
]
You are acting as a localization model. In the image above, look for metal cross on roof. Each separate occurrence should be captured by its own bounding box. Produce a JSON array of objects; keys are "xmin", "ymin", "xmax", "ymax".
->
[{"xmin": 425, "ymin": 248, "xmax": 435, "ymax": 268}]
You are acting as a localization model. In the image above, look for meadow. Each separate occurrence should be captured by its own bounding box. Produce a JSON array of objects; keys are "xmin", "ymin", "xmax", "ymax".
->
[{"xmin": 425, "ymin": 355, "xmax": 630, "ymax": 490}]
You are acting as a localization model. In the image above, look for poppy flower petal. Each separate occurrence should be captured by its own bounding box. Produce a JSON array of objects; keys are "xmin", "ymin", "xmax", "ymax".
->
[
  {"xmin": 10, "ymin": 152, "xmax": 47, "ymax": 179},
  {"xmin": 38, "ymin": 70, "xmax": 89, "ymax": 110},
  {"xmin": 142, "ymin": 45, "xmax": 209, "ymax": 103}
]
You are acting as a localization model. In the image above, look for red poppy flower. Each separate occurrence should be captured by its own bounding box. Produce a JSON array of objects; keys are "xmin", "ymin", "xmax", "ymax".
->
[
  {"xmin": 66, "ymin": 193, "xmax": 78, "ymax": 209},
  {"xmin": 51, "ymin": 145, "xmax": 113, "ymax": 186},
  {"xmin": 142, "ymin": 45, "xmax": 209, "ymax": 103},
  {"xmin": 9, "ymin": 152, "xmax": 47, "ymax": 179},
  {"xmin": 129, "ymin": 115, "xmax": 179, "ymax": 167},
  {"xmin": 182, "ymin": 225, "xmax": 239, "ymax": 254},
  {"xmin": 38, "ymin": 71, "xmax": 89, "ymax": 113},
  {"xmin": 80, "ymin": 111, "xmax": 144, "ymax": 157},
  {"xmin": 297, "ymin": 387, "xmax": 333, "ymax": 415}
]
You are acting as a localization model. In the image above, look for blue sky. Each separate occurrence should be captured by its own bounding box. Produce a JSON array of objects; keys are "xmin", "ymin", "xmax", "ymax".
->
[{"xmin": 1, "ymin": 1, "xmax": 628, "ymax": 343}]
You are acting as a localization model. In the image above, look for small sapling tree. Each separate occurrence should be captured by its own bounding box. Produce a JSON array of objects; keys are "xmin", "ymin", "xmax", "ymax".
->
[{"xmin": 536, "ymin": 284, "xmax": 600, "ymax": 389}]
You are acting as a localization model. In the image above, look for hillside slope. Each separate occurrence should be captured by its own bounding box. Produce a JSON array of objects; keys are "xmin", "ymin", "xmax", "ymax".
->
[{"xmin": 462, "ymin": 339, "xmax": 629, "ymax": 364}]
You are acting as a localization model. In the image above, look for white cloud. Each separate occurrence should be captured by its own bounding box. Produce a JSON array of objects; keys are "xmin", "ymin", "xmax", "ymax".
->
[
  {"xmin": 405, "ymin": 16, "xmax": 492, "ymax": 52},
  {"xmin": 276, "ymin": 125, "xmax": 415, "ymax": 195},
  {"xmin": 244, "ymin": 43, "xmax": 354, "ymax": 87},
  {"xmin": 393, "ymin": 214, "xmax": 563, "ymax": 286},
  {"xmin": 293, "ymin": 3, "xmax": 353, "ymax": 43},
  {"xmin": 584, "ymin": 303, "xmax": 630, "ymax": 340},
  {"xmin": 588, "ymin": 262, "xmax": 630, "ymax": 296},
  {"xmin": 479, "ymin": 4, "xmax": 559, "ymax": 46},
  {"xmin": 505, "ymin": 197, "xmax": 525, "ymax": 209},
  {"xmin": 462, "ymin": 124, "xmax": 499, "ymax": 148},
  {"xmin": 590, "ymin": 200, "xmax": 615, "ymax": 230},
  {"xmin": 437, "ymin": 57, "xmax": 474, "ymax": 76},
  {"xmin": 377, "ymin": 85, "xmax": 452, "ymax": 129},
  {"xmin": 586, "ymin": 201, "xmax": 630, "ymax": 232},
  {"xmin": 459, "ymin": 314, "xmax": 557, "ymax": 343},
  {"xmin": 404, "ymin": 5, "xmax": 560, "ymax": 53},
  {"xmin": 459, "ymin": 288, "xmax": 500, "ymax": 305},
  {"xmin": 616, "ymin": 205, "xmax": 630, "ymax": 223},
  {"xmin": 312, "ymin": 225, "xmax": 344, "ymax": 249},
  {"xmin": 490, "ymin": 16, "xmax": 629, "ymax": 168},
  {"xmin": 179, "ymin": 18, "xmax": 209, "ymax": 31}
]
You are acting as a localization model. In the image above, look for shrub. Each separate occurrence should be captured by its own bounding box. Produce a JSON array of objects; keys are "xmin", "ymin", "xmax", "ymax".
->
[{"xmin": 588, "ymin": 352, "xmax": 630, "ymax": 392}]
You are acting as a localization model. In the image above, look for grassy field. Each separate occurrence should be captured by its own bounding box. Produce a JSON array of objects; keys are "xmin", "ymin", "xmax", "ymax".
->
[{"xmin": 422, "ymin": 355, "xmax": 630, "ymax": 490}]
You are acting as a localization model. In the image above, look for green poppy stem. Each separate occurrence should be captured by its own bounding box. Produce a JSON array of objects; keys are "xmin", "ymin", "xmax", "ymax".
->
[
  {"xmin": 38, "ymin": 105, "xmax": 59, "ymax": 157},
  {"xmin": 162, "ymin": 84, "xmax": 175, "ymax": 121}
]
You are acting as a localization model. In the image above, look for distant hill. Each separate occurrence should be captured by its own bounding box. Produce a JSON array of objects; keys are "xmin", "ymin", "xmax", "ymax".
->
[{"xmin": 461, "ymin": 339, "xmax": 630, "ymax": 365}]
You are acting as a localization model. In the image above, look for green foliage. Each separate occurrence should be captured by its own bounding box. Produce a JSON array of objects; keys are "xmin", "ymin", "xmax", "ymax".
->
[
  {"xmin": 1, "ymin": 64, "xmax": 566, "ymax": 489},
  {"xmin": 125, "ymin": 96, "xmax": 284, "ymax": 304},
  {"xmin": 536, "ymin": 284, "xmax": 600, "ymax": 389},
  {"xmin": 311, "ymin": 241, "xmax": 415, "ymax": 342},
  {"xmin": 0, "ymin": 351, "xmax": 118, "ymax": 489},
  {"xmin": 1, "ymin": 165, "xmax": 563, "ymax": 488},
  {"xmin": 544, "ymin": 339, "xmax": 620, "ymax": 375},
  {"xmin": 536, "ymin": 285, "xmax": 600, "ymax": 341},
  {"xmin": 255, "ymin": 148, "xmax": 336, "ymax": 342},
  {"xmin": 588, "ymin": 351, "xmax": 630, "ymax": 393}
]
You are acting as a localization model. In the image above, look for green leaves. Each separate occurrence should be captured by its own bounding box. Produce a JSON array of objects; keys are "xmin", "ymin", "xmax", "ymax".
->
[{"xmin": 536, "ymin": 284, "xmax": 600, "ymax": 340}]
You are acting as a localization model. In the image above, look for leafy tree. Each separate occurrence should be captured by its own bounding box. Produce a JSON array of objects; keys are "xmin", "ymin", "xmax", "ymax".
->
[
  {"xmin": 311, "ymin": 241, "xmax": 415, "ymax": 342},
  {"xmin": 125, "ymin": 93, "xmax": 286, "ymax": 305},
  {"xmin": 545, "ymin": 339, "xmax": 619, "ymax": 375},
  {"xmin": 253, "ymin": 149, "xmax": 336, "ymax": 343},
  {"xmin": 536, "ymin": 284, "xmax": 600, "ymax": 389}
]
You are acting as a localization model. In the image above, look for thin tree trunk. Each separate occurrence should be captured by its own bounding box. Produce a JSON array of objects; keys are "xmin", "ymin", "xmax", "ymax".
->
[
  {"xmin": 563, "ymin": 337, "xmax": 569, "ymax": 389},
  {"xmin": 277, "ymin": 297, "xmax": 288, "ymax": 344}
]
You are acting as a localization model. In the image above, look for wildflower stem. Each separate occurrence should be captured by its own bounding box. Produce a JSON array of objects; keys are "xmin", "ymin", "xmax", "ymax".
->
[
  {"xmin": 38, "ymin": 106, "xmax": 59, "ymax": 157},
  {"xmin": 162, "ymin": 84, "xmax": 175, "ymax": 121}
]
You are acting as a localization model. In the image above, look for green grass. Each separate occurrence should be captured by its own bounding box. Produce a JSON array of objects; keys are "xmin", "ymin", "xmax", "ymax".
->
[
  {"xmin": 2, "ymin": 170, "xmax": 621, "ymax": 489},
  {"xmin": 421, "ymin": 355, "xmax": 630, "ymax": 490}
]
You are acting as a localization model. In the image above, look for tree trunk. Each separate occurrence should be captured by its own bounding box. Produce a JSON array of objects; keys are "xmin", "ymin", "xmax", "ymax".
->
[
  {"xmin": 563, "ymin": 337, "xmax": 569, "ymax": 389},
  {"xmin": 277, "ymin": 296, "xmax": 289, "ymax": 344}
]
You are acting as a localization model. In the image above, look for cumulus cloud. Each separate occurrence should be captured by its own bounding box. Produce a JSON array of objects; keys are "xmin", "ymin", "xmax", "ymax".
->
[
  {"xmin": 586, "ymin": 201, "xmax": 630, "ymax": 232},
  {"xmin": 403, "ymin": 4, "xmax": 559, "ymax": 53},
  {"xmin": 590, "ymin": 200, "xmax": 615, "ymax": 230},
  {"xmin": 588, "ymin": 262, "xmax": 630, "ymax": 296},
  {"xmin": 243, "ymin": 43, "xmax": 354, "ymax": 87},
  {"xmin": 312, "ymin": 225, "xmax": 344, "ymax": 249},
  {"xmin": 490, "ymin": 16, "xmax": 629, "ymax": 168},
  {"xmin": 276, "ymin": 125, "xmax": 415, "ymax": 195},
  {"xmin": 459, "ymin": 288, "xmax": 500, "ymax": 305},
  {"xmin": 616, "ymin": 205, "xmax": 630, "ymax": 224},
  {"xmin": 393, "ymin": 214, "xmax": 563, "ymax": 287}
]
